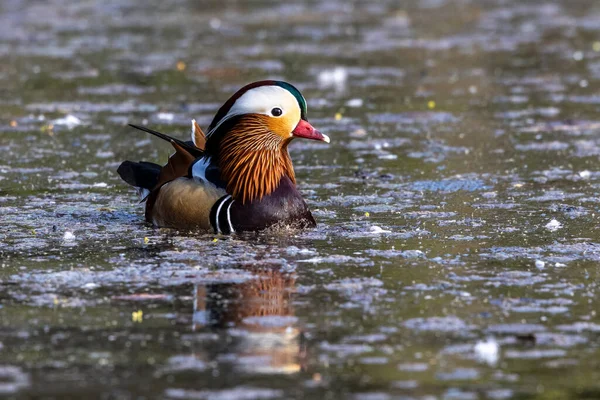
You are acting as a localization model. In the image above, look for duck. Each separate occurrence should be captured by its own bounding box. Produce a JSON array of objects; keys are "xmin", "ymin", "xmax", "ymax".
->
[{"xmin": 117, "ymin": 80, "xmax": 330, "ymax": 233}]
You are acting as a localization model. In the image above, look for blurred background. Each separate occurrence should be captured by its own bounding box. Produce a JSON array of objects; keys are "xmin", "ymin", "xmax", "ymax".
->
[{"xmin": 2, "ymin": 0, "xmax": 600, "ymax": 399}]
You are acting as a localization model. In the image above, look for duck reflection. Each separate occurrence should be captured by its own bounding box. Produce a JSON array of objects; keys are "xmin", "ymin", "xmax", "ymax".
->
[{"xmin": 193, "ymin": 267, "xmax": 305, "ymax": 374}]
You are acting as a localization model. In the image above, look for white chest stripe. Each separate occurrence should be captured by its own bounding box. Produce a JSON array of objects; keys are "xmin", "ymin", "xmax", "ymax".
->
[
  {"xmin": 214, "ymin": 195, "xmax": 231, "ymax": 234},
  {"xmin": 226, "ymin": 199, "xmax": 235, "ymax": 233}
]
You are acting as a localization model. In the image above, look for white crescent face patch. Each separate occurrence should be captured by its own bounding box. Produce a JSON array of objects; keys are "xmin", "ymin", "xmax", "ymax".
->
[{"xmin": 207, "ymin": 86, "xmax": 302, "ymax": 137}]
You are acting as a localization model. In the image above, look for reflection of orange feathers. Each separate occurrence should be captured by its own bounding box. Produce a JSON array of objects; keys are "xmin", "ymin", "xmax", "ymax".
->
[
  {"xmin": 242, "ymin": 267, "xmax": 296, "ymax": 317},
  {"xmin": 195, "ymin": 267, "xmax": 296, "ymax": 325},
  {"xmin": 193, "ymin": 267, "xmax": 304, "ymax": 374}
]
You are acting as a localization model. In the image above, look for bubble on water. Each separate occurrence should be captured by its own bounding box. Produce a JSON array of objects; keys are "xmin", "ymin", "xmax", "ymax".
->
[
  {"xmin": 317, "ymin": 67, "xmax": 347, "ymax": 90},
  {"xmin": 369, "ymin": 226, "xmax": 391, "ymax": 234},
  {"xmin": 52, "ymin": 114, "xmax": 83, "ymax": 128},
  {"xmin": 157, "ymin": 112, "xmax": 174, "ymax": 121},
  {"xmin": 209, "ymin": 18, "xmax": 222, "ymax": 29},
  {"xmin": 63, "ymin": 231, "xmax": 76, "ymax": 241},
  {"xmin": 545, "ymin": 219, "xmax": 562, "ymax": 232},
  {"xmin": 579, "ymin": 170, "xmax": 591, "ymax": 179},
  {"xmin": 82, "ymin": 282, "xmax": 98, "ymax": 290},
  {"xmin": 474, "ymin": 338, "xmax": 499, "ymax": 366},
  {"xmin": 346, "ymin": 98, "xmax": 363, "ymax": 107}
]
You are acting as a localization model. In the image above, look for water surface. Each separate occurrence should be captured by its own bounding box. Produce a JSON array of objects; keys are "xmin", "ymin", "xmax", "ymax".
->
[{"xmin": 2, "ymin": 0, "xmax": 600, "ymax": 398}]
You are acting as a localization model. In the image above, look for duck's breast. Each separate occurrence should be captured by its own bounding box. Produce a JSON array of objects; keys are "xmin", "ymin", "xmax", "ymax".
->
[{"xmin": 211, "ymin": 176, "xmax": 315, "ymax": 233}]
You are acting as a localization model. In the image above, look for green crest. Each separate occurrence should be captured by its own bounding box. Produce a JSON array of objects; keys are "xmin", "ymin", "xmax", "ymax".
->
[{"xmin": 275, "ymin": 81, "xmax": 308, "ymax": 120}]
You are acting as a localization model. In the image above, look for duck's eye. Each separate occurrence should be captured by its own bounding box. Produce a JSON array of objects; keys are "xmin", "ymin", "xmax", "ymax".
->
[{"xmin": 271, "ymin": 107, "xmax": 283, "ymax": 117}]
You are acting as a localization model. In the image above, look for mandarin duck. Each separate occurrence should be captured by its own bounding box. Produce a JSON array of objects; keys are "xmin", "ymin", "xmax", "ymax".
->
[{"xmin": 117, "ymin": 80, "xmax": 330, "ymax": 233}]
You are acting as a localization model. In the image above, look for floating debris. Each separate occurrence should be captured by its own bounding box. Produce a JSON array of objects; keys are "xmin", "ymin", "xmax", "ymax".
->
[
  {"xmin": 52, "ymin": 114, "xmax": 82, "ymax": 128},
  {"xmin": 157, "ymin": 113, "xmax": 174, "ymax": 121},
  {"xmin": 346, "ymin": 98, "xmax": 363, "ymax": 108},
  {"xmin": 62, "ymin": 231, "xmax": 76, "ymax": 241},
  {"xmin": 369, "ymin": 226, "xmax": 391, "ymax": 234},
  {"xmin": 317, "ymin": 67, "xmax": 347, "ymax": 90},
  {"xmin": 131, "ymin": 310, "xmax": 143, "ymax": 323},
  {"xmin": 545, "ymin": 219, "xmax": 562, "ymax": 232},
  {"xmin": 474, "ymin": 338, "xmax": 500, "ymax": 366},
  {"xmin": 579, "ymin": 170, "xmax": 591, "ymax": 179}
]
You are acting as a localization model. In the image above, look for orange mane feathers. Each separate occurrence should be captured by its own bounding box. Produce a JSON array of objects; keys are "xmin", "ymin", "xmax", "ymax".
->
[{"xmin": 217, "ymin": 115, "xmax": 295, "ymax": 204}]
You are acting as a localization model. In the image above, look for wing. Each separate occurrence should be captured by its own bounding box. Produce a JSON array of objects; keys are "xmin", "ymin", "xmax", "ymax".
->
[
  {"xmin": 127, "ymin": 123, "xmax": 208, "ymax": 191},
  {"xmin": 124, "ymin": 123, "xmax": 228, "ymax": 229},
  {"xmin": 129, "ymin": 124, "xmax": 204, "ymax": 157}
]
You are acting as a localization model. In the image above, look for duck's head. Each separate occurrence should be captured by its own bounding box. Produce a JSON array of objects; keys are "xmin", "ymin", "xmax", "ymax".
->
[
  {"xmin": 206, "ymin": 80, "xmax": 329, "ymax": 203},
  {"xmin": 207, "ymin": 80, "xmax": 329, "ymax": 146}
]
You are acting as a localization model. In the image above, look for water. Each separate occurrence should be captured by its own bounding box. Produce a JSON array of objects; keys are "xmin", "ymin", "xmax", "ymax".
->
[{"xmin": 2, "ymin": 0, "xmax": 600, "ymax": 398}]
